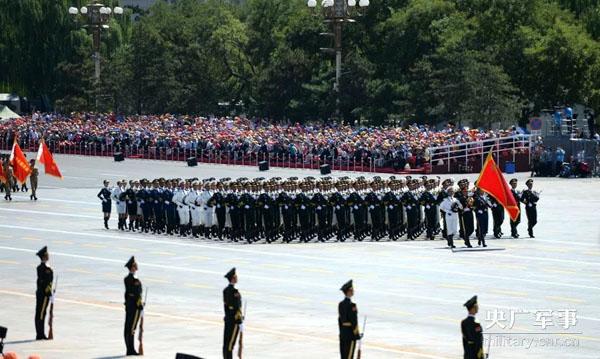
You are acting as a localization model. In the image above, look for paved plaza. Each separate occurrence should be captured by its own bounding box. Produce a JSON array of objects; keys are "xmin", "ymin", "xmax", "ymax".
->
[{"xmin": 0, "ymin": 154, "xmax": 599, "ymax": 358}]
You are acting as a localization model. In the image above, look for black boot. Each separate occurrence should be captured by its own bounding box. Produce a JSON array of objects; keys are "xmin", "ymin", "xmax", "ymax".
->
[
  {"xmin": 464, "ymin": 237, "xmax": 472, "ymax": 248},
  {"xmin": 104, "ymin": 218, "xmax": 109, "ymax": 230},
  {"xmin": 448, "ymin": 235, "xmax": 455, "ymax": 249},
  {"xmin": 481, "ymin": 238, "xmax": 487, "ymax": 247}
]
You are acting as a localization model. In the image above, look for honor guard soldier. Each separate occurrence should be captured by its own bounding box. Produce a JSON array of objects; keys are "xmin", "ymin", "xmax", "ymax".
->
[
  {"xmin": 338, "ymin": 280, "xmax": 361, "ymax": 359},
  {"xmin": 437, "ymin": 178, "xmax": 454, "ymax": 240},
  {"xmin": 213, "ymin": 179, "xmax": 229, "ymax": 240},
  {"xmin": 223, "ymin": 268, "xmax": 243, "ymax": 359},
  {"xmin": 401, "ymin": 179, "xmax": 420, "ymax": 240},
  {"xmin": 124, "ymin": 181, "xmax": 138, "ymax": 232},
  {"xmin": 113, "ymin": 180, "xmax": 127, "ymax": 231},
  {"xmin": 509, "ymin": 178, "xmax": 522, "ymax": 238},
  {"xmin": 35, "ymin": 246, "xmax": 53, "ymax": 340},
  {"xmin": 461, "ymin": 296, "xmax": 485, "ymax": 359},
  {"xmin": 98, "ymin": 180, "xmax": 112, "ymax": 229},
  {"xmin": 383, "ymin": 178, "xmax": 401, "ymax": 240},
  {"xmin": 521, "ymin": 179, "xmax": 539, "ymax": 238},
  {"xmin": 124, "ymin": 256, "xmax": 143, "ymax": 356}
]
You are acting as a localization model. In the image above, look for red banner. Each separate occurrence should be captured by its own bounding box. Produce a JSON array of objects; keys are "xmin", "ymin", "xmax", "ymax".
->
[
  {"xmin": 37, "ymin": 139, "xmax": 63, "ymax": 179},
  {"xmin": 10, "ymin": 141, "xmax": 32, "ymax": 184},
  {"xmin": 476, "ymin": 151, "xmax": 520, "ymax": 221}
]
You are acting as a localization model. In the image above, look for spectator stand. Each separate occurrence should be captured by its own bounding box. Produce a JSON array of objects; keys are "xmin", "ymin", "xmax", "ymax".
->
[{"xmin": 426, "ymin": 134, "xmax": 533, "ymax": 174}]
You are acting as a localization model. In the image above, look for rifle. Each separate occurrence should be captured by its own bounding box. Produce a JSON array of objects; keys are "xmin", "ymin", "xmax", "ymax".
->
[
  {"xmin": 356, "ymin": 315, "xmax": 367, "ymax": 359},
  {"xmin": 237, "ymin": 300, "xmax": 247, "ymax": 359},
  {"xmin": 485, "ymin": 333, "xmax": 491, "ymax": 359},
  {"xmin": 138, "ymin": 288, "xmax": 148, "ymax": 356},
  {"xmin": 48, "ymin": 275, "xmax": 58, "ymax": 340}
]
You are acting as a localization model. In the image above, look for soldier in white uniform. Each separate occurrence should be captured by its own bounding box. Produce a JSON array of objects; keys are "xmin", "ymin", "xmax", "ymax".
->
[
  {"xmin": 200, "ymin": 181, "xmax": 216, "ymax": 238},
  {"xmin": 112, "ymin": 180, "xmax": 127, "ymax": 231},
  {"xmin": 172, "ymin": 182, "xmax": 190, "ymax": 236},
  {"xmin": 440, "ymin": 187, "xmax": 463, "ymax": 249},
  {"xmin": 186, "ymin": 182, "xmax": 201, "ymax": 238}
]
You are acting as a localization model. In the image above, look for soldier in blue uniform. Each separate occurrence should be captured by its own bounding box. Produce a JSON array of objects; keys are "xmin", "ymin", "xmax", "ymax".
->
[
  {"xmin": 420, "ymin": 179, "xmax": 439, "ymax": 240},
  {"xmin": 472, "ymin": 187, "xmax": 491, "ymax": 247}
]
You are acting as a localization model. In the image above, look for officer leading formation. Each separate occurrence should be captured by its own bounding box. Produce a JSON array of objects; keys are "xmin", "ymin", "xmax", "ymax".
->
[{"xmin": 96, "ymin": 175, "xmax": 540, "ymax": 245}]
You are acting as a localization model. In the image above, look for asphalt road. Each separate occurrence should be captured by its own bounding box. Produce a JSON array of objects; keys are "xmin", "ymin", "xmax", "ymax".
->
[{"xmin": 0, "ymin": 154, "xmax": 599, "ymax": 359}]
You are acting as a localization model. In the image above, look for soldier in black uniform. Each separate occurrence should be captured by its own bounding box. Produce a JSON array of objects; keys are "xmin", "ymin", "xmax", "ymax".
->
[
  {"xmin": 258, "ymin": 182, "xmax": 276, "ymax": 243},
  {"xmin": 509, "ymin": 178, "xmax": 522, "ymax": 238},
  {"xmin": 420, "ymin": 179, "xmax": 438, "ymax": 240},
  {"xmin": 124, "ymin": 256, "xmax": 143, "ymax": 356},
  {"xmin": 213, "ymin": 180, "xmax": 229, "ymax": 240},
  {"xmin": 366, "ymin": 179, "xmax": 385, "ymax": 241},
  {"xmin": 455, "ymin": 179, "xmax": 474, "ymax": 247},
  {"xmin": 401, "ymin": 180, "xmax": 420, "ymax": 240},
  {"xmin": 383, "ymin": 178, "xmax": 401, "ymax": 240},
  {"xmin": 223, "ymin": 268, "xmax": 243, "ymax": 359},
  {"xmin": 461, "ymin": 295, "xmax": 484, "ymax": 359},
  {"xmin": 35, "ymin": 246, "xmax": 53, "ymax": 340},
  {"xmin": 488, "ymin": 195, "xmax": 505, "ymax": 238},
  {"xmin": 521, "ymin": 179, "xmax": 539, "ymax": 238},
  {"xmin": 338, "ymin": 280, "xmax": 361, "ymax": 359},
  {"xmin": 124, "ymin": 181, "xmax": 138, "ymax": 232},
  {"xmin": 296, "ymin": 181, "xmax": 312, "ymax": 242},
  {"xmin": 313, "ymin": 182, "xmax": 330, "ymax": 242},
  {"xmin": 98, "ymin": 180, "xmax": 112, "ymax": 229}
]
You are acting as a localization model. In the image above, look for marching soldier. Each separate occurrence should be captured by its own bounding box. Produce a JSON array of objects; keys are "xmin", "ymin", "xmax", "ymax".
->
[
  {"xmin": 173, "ymin": 182, "xmax": 190, "ymax": 236},
  {"xmin": 35, "ymin": 246, "xmax": 53, "ymax": 340},
  {"xmin": 98, "ymin": 180, "xmax": 112, "ymax": 229},
  {"xmin": 509, "ymin": 178, "xmax": 522, "ymax": 238},
  {"xmin": 437, "ymin": 179, "xmax": 454, "ymax": 240},
  {"xmin": 488, "ymin": 195, "xmax": 505, "ymax": 238},
  {"xmin": 338, "ymin": 280, "xmax": 361, "ymax": 359},
  {"xmin": 521, "ymin": 179, "xmax": 539, "ymax": 238},
  {"xmin": 223, "ymin": 268, "xmax": 243, "ymax": 359},
  {"xmin": 472, "ymin": 187, "xmax": 490, "ymax": 247},
  {"xmin": 455, "ymin": 179, "xmax": 474, "ymax": 247},
  {"xmin": 112, "ymin": 180, "xmax": 127, "ymax": 231},
  {"xmin": 383, "ymin": 178, "xmax": 401, "ymax": 240},
  {"xmin": 440, "ymin": 187, "xmax": 462, "ymax": 248},
  {"xmin": 420, "ymin": 179, "xmax": 438, "ymax": 240},
  {"xmin": 124, "ymin": 181, "xmax": 138, "ymax": 232},
  {"xmin": 401, "ymin": 180, "xmax": 420, "ymax": 240},
  {"xmin": 164, "ymin": 180, "xmax": 177, "ymax": 235},
  {"xmin": 213, "ymin": 180, "xmax": 229, "ymax": 240},
  {"xmin": 124, "ymin": 256, "xmax": 143, "ymax": 356},
  {"xmin": 29, "ymin": 159, "xmax": 39, "ymax": 200},
  {"xmin": 461, "ymin": 295, "xmax": 484, "ymax": 359}
]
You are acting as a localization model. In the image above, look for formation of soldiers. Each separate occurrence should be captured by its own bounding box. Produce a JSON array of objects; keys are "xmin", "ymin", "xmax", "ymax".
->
[
  {"xmin": 1, "ymin": 157, "xmax": 40, "ymax": 201},
  {"xmin": 97, "ymin": 175, "xmax": 540, "ymax": 246}
]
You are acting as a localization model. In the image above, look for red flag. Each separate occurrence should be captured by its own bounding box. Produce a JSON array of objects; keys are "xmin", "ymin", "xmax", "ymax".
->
[
  {"xmin": 36, "ymin": 139, "xmax": 63, "ymax": 179},
  {"xmin": 476, "ymin": 151, "xmax": 520, "ymax": 221},
  {"xmin": 9, "ymin": 141, "xmax": 32, "ymax": 184},
  {"xmin": 0, "ymin": 161, "xmax": 7, "ymax": 184}
]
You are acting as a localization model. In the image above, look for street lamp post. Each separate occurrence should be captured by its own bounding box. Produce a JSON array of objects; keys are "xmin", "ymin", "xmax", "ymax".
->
[
  {"xmin": 308, "ymin": 0, "xmax": 369, "ymax": 121},
  {"xmin": 69, "ymin": 3, "xmax": 123, "ymax": 108}
]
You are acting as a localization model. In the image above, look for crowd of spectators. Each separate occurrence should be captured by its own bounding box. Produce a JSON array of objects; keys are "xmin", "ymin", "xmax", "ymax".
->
[{"xmin": 0, "ymin": 112, "xmax": 526, "ymax": 169}]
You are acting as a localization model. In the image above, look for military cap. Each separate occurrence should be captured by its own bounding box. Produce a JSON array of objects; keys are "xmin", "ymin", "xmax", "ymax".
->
[
  {"xmin": 389, "ymin": 176, "xmax": 396, "ymax": 180},
  {"xmin": 442, "ymin": 179, "xmax": 452, "ymax": 187},
  {"xmin": 289, "ymin": 177, "xmax": 298, "ymax": 181},
  {"xmin": 526, "ymin": 179, "xmax": 533, "ymax": 185},
  {"xmin": 225, "ymin": 267, "xmax": 236, "ymax": 281},
  {"xmin": 219, "ymin": 177, "xmax": 231, "ymax": 182},
  {"xmin": 340, "ymin": 280, "xmax": 353, "ymax": 293},
  {"xmin": 509, "ymin": 178, "xmax": 518, "ymax": 184},
  {"xmin": 36, "ymin": 246, "xmax": 48, "ymax": 259},
  {"xmin": 125, "ymin": 256, "xmax": 136, "ymax": 270},
  {"xmin": 464, "ymin": 295, "xmax": 478, "ymax": 310}
]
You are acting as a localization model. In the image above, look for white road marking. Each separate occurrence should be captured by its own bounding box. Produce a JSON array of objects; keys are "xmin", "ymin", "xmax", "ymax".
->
[
  {"xmin": 0, "ymin": 208, "xmax": 96, "ymax": 219},
  {"xmin": 1, "ymin": 244, "xmax": 599, "ymax": 323},
  {"xmin": 1, "ymin": 224, "xmax": 599, "ymax": 296}
]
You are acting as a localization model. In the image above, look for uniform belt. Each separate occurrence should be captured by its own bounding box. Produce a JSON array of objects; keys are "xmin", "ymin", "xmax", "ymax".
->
[{"xmin": 341, "ymin": 322, "xmax": 352, "ymax": 327}]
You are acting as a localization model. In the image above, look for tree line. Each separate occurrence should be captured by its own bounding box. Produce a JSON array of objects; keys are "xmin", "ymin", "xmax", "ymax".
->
[{"xmin": 1, "ymin": 0, "xmax": 600, "ymax": 127}]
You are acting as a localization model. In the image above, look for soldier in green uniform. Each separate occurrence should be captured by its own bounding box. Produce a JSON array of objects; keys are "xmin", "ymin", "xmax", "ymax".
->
[
  {"xmin": 338, "ymin": 280, "xmax": 361, "ymax": 359},
  {"xmin": 461, "ymin": 295, "xmax": 485, "ymax": 359},
  {"xmin": 223, "ymin": 268, "xmax": 243, "ymax": 359},
  {"xmin": 29, "ymin": 159, "xmax": 39, "ymax": 200},
  {"xmin": 123, "ymin": 256, "xmax": 143, "ymax": 356},
  {"xmin": 35, "ymin": 246, "xmax": 53, "ymax": 340},
  {"xmin": 509, "ymin": 178, "xmax": 522, "ymax": 238}
]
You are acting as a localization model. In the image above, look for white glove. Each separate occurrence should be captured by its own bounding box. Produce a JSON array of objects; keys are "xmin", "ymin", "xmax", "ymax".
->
[
  {"xmin": 155, "ymin": 200, "xmax": 158, "ymax": 203},
  {"xmin": 317, "ymin": 206, "xmax": 322, "ymax": 210},
  {"xmin": 244, "ymin": 205, "xmax": 250, "ymax": 209},
  {"xmin": 478, "ymin": 210, "xmax": 483, "ymax": 214},
  {"xmin": 217, "ymin": 204, "xmax": 221, "ymax": 208},
  {"xmin": 165, "ymin": 201, "xmax": 170, "ymax": 205},
  {"xmin": 336, "ymin": 205, "xmax": 340, "ymax": 210},
  {"xmin": 407, "ymin": 205, "xmax": 412, "ymax": 209},
  {"xmin": 353, "ymin": 205, "xmax": 358, "ymax": 210},
  {"xmin": 389, "ymin": 205, "xmax": 394, "ymax": 209},
  {"xmin": 426, "ymin": 205, "xmax": 430, "ymax": 209},
  {"xmin": 301, "ymin": 205, "xmax": 306, "ymax": 210},
  {"xmin": 369, "ymin": 205, "xmax": 374, "ymax": 210},
  {"xmin": 141, "ymin": 200, "xmax": 145, "ymax": 204},
  {"xmin": 102, "ymin": 199, "xmax": 107, "ymax": 203},
  {"xmin": 264, "ymin": 205, "xmax": 269, "ymax": 209},
  {"xmin": 239, "ymin": 324, "xmax": 244, "ymax": 333},
  {"xmin": 284, "ymin": 205, "xmax": 289, "ymax": 210},
  {"xmin": 50, "ymin": 295, "xmax": 55, "ymax": 304}
]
